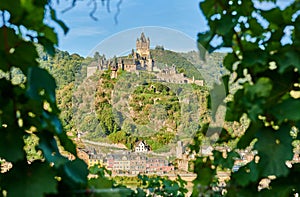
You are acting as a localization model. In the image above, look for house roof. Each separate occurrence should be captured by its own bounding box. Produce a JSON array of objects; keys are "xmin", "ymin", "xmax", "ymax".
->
[{"xmin": 135, "ymin": 140, "xmax": 147, "ymax": 147}]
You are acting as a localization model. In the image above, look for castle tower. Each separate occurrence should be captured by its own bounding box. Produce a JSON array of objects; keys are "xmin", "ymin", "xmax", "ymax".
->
[
  {"xmin": 176, "ymin": 141, "xmax": 184, "ymax": 159},
  {"xmin": 136, "ymin": 32, "xmax": 150, "ymax": 59},
  {"xmin": 111, "ymin": 60, "xmax": 118, "ymax": 79}
]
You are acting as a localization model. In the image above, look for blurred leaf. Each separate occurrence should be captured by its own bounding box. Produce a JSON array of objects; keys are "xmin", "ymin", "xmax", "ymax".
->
[
  {"xmin": 232, "ymin": 161, "xmax": 259, "ymax": 187},
  {"xmin": 26, "ymin": 66, "xmax": 56, "ymax": 103},
  {"xmin": 0, "ymin": 126, "xmax": 24, "ymax": 162},
  {"xmin": 271, "ymin": 97, "xmax": 300, "ymax": 122},
  {"xmin": 63, "ymin": 158, "xmax": 88, "ymax": 185},
  {"xmin": 2, "ymin": 161, "xmax": 57, "ymax": 197},
  {"xmin": 255, "ymin": 125, "xmax": 293, "ymax": 177},
  {"xmin": 223, "ymin": 53, "xmax": 239, "ymax": 72},
  {"xmin": 38, "ymin": 132, "xmax": 68, "ymax": 167}
]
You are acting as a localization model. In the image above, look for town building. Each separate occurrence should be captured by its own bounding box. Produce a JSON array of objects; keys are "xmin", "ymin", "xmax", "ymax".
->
[
  {"xmin": 146, "ymin": 158, "xmax": 174, "ymax": 174},
  {"xmin": 135, "ymin": 140, "xmax": 151, "ymax": 153},
  {"xmin": 102, "ymin": 151, "xmax": 173, "ymax": 175},
  {"xmin": 175, "ymin": 141, "xmax": 190, "ymax": 172}
]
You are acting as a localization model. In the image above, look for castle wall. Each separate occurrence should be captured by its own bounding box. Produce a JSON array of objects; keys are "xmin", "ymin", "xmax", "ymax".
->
[{"xmin": 87, "ymin": 66, "xmax": 98, "ymax": 78}]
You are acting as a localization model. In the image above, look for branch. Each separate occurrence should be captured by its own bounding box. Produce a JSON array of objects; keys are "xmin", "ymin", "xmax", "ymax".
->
[
  {"xmin": 88, "ymin": 0, "xmax": 98, "ymax": 21},
  {"xmin": 114, "ymin": 0, "xmax": 122, "ymax": 24},
  {"xmin": 61, "ymin": 0, "xmax": 77, "ymax": 13}
]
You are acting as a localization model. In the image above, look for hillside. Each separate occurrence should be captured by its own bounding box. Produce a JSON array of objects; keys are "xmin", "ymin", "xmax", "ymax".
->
[
  {"xmin": 37, "ymin": 48, "xmax": 213, "ymax": 152},
  {"xmin": 150, "ymin": 48, "xmax": 203, "ymax": 80},
  {"xmin": 79, "ymin": 69, "xmax": 210, "ymax": 152},
  {"xmin": 180, "ymin": 51, "xmax": 227, "ymax": 86}
]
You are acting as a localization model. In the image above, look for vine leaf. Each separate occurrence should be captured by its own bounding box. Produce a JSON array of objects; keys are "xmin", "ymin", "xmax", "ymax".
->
[
  {"xmin": 26, "ymin": 66, "xmax": 56, "ymax": 103},
  {"xmin": 62, "ymin": 158, "xmax": 88, "ymax": 186},
  {"xmin": 1, "ymin": 161, "xmax": 57, "ymax": 197},
  {"xmin": 0, "ymin": 126, "xmax": 24, "ymax": 162},
  {"xmin": 232, "ymin": 161, "xmax": 259, "ymax": 187},
  {"xmin": 271, "ymin": 97, "xmax": 300, "ymax": 122},
  {"xmin": 255, "ymin": 125, "xmax": 293, "ymax": 177}
]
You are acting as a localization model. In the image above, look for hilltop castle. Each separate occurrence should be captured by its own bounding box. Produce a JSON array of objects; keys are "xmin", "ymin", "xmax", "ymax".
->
[
  {"xmin": 114, "ymin": 32, "xmax": 154, "ymax": 75},
  {"xmin": 86, "ymin": 32, "xmax": 203, "ymax": 86},
  {"xmin": 87, "ymin": 32, "xmax": 154, "ymax": 78}
]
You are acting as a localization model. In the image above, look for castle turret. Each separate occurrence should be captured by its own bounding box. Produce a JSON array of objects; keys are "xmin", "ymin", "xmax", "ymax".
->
[{"xmin": 136, "ymin": 32, "xmax": 150, "ymax": 59}]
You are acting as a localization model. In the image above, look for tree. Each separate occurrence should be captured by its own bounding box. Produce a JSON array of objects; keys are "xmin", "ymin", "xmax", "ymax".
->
[
  {"xmin": 193, "ymin": 0, "xmax": 300, "ymax": 196},
  {"xmin": 0, "ymin": 1, "xmax": 89, "ymax": 196},
  {"xmin": 0, "ymin": 1, "xmax": 190, "ymax": 196}
]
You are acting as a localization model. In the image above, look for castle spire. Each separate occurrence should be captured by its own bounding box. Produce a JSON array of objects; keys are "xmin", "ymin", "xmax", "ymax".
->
[{"xmin": 140, "ymin": 32, "xmax": 146, "ymax": 42}]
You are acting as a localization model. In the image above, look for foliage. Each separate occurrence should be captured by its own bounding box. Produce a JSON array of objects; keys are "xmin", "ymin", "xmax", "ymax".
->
[
  {"xmin": 137, "ymin": 174, "xmax": 188, "ymax": 197},
  {"xmin": 94, "ymin": 72, "xmax": 120, "ymax": 135},
  {"xmin": 87, "ymin": 166, "xmax": 188, "ymax": 197},
  {"xmin": 0, "ymin": 0, "xmax": 90, "ymax": 196},
  {"xmin": 194, "ymin": 0, "xmax": 300, "ymax": 196},
  {"xmin": 129, "ymin": 82, "xmax": 180, "ymax": 126}
]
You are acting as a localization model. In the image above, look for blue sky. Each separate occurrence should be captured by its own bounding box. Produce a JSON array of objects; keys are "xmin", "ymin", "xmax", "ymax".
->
[
  {"xmin": 53, "ymin": 0, "xmax": 207, "ymax": 57},
  {"xmin": 52, "ymin": 0, "xmax": 294, "ymax": 57}
]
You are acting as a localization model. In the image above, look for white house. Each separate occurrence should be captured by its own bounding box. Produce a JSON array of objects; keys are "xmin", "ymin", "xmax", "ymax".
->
[{"xmin": 135, "ymin": 141, "xmax": 150, "ymax": 153}]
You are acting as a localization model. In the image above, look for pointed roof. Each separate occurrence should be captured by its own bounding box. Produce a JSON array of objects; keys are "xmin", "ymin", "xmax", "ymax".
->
[{"xmin": 140, "ymin": 32, "xmax": 146, "ymax": 42}]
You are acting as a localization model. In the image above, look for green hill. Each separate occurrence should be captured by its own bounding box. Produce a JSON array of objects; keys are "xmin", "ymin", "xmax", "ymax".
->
[
  {"xmin": 151, "ymin": 48, "xmax": 203, "ymax": 80},
  {"xmin": 37, "ymin": 48, "xmax": 210, "ymax": 152}
]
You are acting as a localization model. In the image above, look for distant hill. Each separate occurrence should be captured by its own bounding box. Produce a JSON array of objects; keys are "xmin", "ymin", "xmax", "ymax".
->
[
  {"xmin": 150, "ymin": 48, "xmax": 203, "ymax": 80},
  {"xmin": 180, "ymin": 51, "xmax": 227, "ymax": 86}
]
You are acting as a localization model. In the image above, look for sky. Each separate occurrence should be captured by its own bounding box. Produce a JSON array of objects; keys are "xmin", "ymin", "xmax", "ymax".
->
[
  {"xmin": 53, "ymin": 0, "xmax": 207, "ymax": 57},
  {"xmin": 52, "ymin": 0, "xmax": 294, "ymax": 57}
]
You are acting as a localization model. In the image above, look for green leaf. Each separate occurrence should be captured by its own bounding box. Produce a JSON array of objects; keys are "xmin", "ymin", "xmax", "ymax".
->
[
  {"xmin": 200, "ymin": 0, "xmax": 219, "ymax": 20},
  {"xmin": 215, "ymin": 14, "xmax": 236, "ymax": 36},
  {"xmin": 41, "ymin": 26, "xmax": 58, "ymax": 46},
  {"xmin": 38, "ymin": 36, "xmax": 56, "ymax": 56},
  {"xmin": 271, "ymin": 97, "xmax": 300, "ymax": 122},
  {"xmin": 223, "ymin": 53, "xmax": 239, "ymax": 72},
  {"xmin": 232, "ymin": 161, "xmax": 259, "ymax": 187},
  {"xmin": 57, "ymin": 131, "xmax": 77, "ymax": 155},
  {"xmin": 261, "ymin": 8, "xmax": 284, "ymax": 27},
  {"xmin": 63, "ymin": 158, "xmax": 88, "ymax": 185},
  {"xmin": 237, "ymin": 122, "xmax": 260, "ymax": 149},
  {"xmin": 9, "ymin": 41, "xmax": 39, "ymax": 73},
  {"xmin": 242, "ymin": 50, "xmax": 268, "ymax": 72},
  {"xmin": 255, "ymin": 125, "xmax": 293, "ymax": 177},
  {"xmin": 2, "ymin": 161, "xmax": 57, "ymax": 197},
  {"xmin": 88, "ymin": 176, "xmax": 114, "ymax": 191},
  {"xmin": 0, "ymin": 83, "xmax": 25, "ymax": 161},
  {"xmin": 198, "ymin": 31, "xmax": 214, "ymax": 54},
  {"xmin": 38, "ymin": 132, "xmax": 68, "ymax": 167},
  {"xmin": 0, "ymin": 27, "xmax": 21, "ymax": 72},
  {"xmin": 213, "ymin": 150, "xmax": 238, "ymax": 169},
  {"xmin": 26, "ymin": 66, "xmax": 56, "ymax": 103},
  {"xmin": 193, "ymin": 157, "xmax": 215, "ymax": 186},
  {"xmin": 275, "ymin": 50, "xmax": 300, "ymax": 74},
  {"xmin": 0, "ymin": 127, "xmax": 24, "ymax": 162},
  {"xmin": 245, "ymin": 77, "xmax": 273, "ymax": 99},
  {"xmin": 248, "ymin": 18, "xmax": 264, "ymax": 37}
]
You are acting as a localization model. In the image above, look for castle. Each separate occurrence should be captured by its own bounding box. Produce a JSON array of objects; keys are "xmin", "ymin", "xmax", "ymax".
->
[
  {"xmin": 86, "ymin": 32, "xmax": 204, "ymax": 86},
  {"xmin": 113, "ymin": 32, "xmax": 154, "ymax": 78},
  {"xmin": 87, "ymin": 32, "xmax": 154, "ymax": 78}
]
